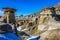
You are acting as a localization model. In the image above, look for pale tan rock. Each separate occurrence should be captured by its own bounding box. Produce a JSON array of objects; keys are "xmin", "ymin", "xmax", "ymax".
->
[
  {"xmin": 40, "ymin": 29, "xmax": 60, "ymax": 40},
  {"xmin": 21, "ymin": 37, "xmax": 27, "ymax": 40}
]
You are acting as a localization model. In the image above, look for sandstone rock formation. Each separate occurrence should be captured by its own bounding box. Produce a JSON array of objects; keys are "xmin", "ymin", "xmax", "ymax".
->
[
  {"xmin": 40, "ymin": 29, "xmax": 60, "ymax": 40},
  {"xmin": 37, "ymin": 3, "xmax": 60, "ymax": 40}
]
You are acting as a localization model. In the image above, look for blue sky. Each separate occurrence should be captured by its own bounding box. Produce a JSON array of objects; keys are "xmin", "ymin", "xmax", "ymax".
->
[{"xmin": 0, "ymin": 0, "xmax": 60, "ymax": 16}]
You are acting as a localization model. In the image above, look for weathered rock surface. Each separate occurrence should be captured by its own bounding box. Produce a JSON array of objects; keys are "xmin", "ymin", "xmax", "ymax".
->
[{"xmin": 40, "ymin": 29, "xmax": 60, "ymax": 40}]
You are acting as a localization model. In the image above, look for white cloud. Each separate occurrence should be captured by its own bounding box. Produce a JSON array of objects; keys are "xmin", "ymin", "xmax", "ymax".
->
[{"xmin": 0, "ymin": 10, "xmax": 4, "ymax": 16}]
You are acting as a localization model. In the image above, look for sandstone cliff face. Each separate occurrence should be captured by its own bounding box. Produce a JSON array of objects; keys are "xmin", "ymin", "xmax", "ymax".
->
[
  {"xmin": 40, "ymin": 29, "xmax": 60, "ymax": 40},
  {"xmin": 37, "ymin": 3, "xmax": 60, "ymax": 40}
]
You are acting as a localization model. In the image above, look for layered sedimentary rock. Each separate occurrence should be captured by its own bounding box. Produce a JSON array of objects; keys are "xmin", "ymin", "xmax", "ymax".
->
[
  {"xmin": 40, "ymin": 29, "xmax": 60, "ymax": 40},
  {"xmin": 37, "ymin": 3, "xmax": 60, "ymax": 40}
]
